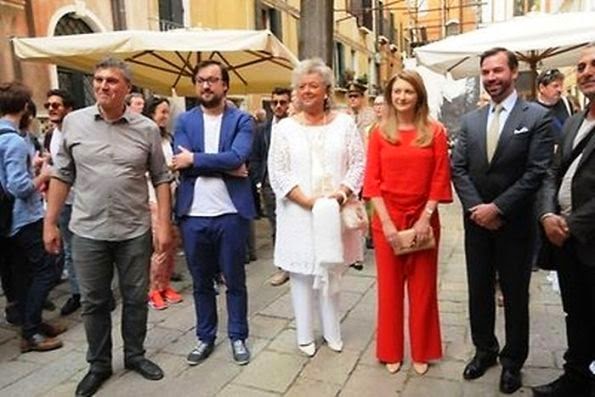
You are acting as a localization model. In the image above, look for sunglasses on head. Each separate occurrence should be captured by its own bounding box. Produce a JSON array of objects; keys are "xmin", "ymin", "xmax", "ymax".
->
[{"xmin": 44, "ymin": 102, "xmax": 62, "ymax": 110}]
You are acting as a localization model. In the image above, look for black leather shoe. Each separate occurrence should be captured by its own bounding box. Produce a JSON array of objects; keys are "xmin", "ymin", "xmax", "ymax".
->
[
  {"xmin": 60, "ymin": 294, "xmax": 81, "ymax": 316},
  {"xmin": 125, "ymin": 358, "xmax": 164, "ymax": 380},
  {"xmin": 76, "ymin": 370, "xmax": 112, "ymax": 397},
  {"xmin": 5, "ymin": 303, "xmax": 22, "ymax": 325},
  {"xmin": 463, "ymin": 354, "xmax": 498, "ymax": 380},
  {"xmin": 532, "ymin": 374, "xmax": 590, "ymax": 397},
  {"xmin": 500, "ymin": 368, "xmax": 522, "ymax": 394},
  {"xmin": 43, "ymin": 299, "xmax": 56, "ymax": 311}
]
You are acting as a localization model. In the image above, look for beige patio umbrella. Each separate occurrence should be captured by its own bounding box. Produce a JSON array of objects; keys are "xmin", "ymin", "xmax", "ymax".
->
[
  {"xmin": 12, "ymin": 29, "xmax": 299, "ymax": 96},
  {"xmin": 414, "ymin": 12, "xmax": 595, "ymax": 97}
]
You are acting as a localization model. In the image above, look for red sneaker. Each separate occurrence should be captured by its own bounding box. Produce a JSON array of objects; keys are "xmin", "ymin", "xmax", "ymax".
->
[
  {"xmin": 162, "ymin": 287, "xmax": 183, "ymax": 304},
  {"xmin": 148, "ymin": 290, "xmax": 168, "ymax": 310}
]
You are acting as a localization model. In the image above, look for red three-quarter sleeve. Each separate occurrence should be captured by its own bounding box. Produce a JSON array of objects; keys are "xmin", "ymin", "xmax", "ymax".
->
[
  {"xmin": 363, "ymin": 127, "xmax": 383, "ymax": 199},
  {"xmin": 429, "ymin": 123, "xmax": 453, "ymax": 203}
]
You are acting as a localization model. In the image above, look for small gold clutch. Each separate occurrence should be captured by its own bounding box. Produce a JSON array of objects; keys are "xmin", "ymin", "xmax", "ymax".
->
[{"xmin": 393, "ymin": 228, "xmax": 436, "ymax": 255}]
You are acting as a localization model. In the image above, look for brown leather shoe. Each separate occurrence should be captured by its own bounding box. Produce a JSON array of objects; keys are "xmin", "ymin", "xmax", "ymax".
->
[
  {"xmin": 20, "ymin": 333, "xmax": 63, "ymax": 353},
  {"xmin": 39, "ymin": 321, "xmax": 68, "ymax": 337}
]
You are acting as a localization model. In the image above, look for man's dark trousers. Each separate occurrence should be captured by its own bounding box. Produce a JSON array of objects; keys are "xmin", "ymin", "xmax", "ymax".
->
[
  {"xmin": 71, "ymin": 231, "xmax": 151, "ymax": 374},
  {"xmin": 261, "ymin": 180, "xmax": 276, "ymax": 241},
  {"xmin": 464, "ymin": 215, "xmax": 532, "ymax": 370},
  {"xmin": 9, "ymin": 220, "xmax": 56, "ymax": 338},
  {"xmin": 554, "ymin": 238, "xmax": 595, "ymax": 390},
  {"xmin": 180, "ymin": 213, "xmax": 249, "ymax": 344}
]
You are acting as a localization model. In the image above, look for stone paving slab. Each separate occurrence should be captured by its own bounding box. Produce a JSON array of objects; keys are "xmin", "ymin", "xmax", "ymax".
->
[
  {"xmin": 300, "ymin": 347, "xmax": 359, "ymax": 385},
  {"xmin": 233, "ymin": 351, "xmax": 308, "ymax": 393},
  {"xmin": 340, "ymin": 363, "xmax": 407, "ymax": 396},
  {"xmin": 285, "ymin": 376, "xmax": 342, "ymax": 397}
]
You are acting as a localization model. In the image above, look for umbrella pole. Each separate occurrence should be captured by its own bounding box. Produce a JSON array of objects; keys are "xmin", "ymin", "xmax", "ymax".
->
[{"xmin": 529, "ymin": 57, "xmax": 537, "ymax": 101}]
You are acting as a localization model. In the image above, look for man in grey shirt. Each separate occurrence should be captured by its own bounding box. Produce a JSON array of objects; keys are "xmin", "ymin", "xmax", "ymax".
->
[{"xmin": 43, "ymin": 58, "xmax": 173, "ymax": 397}]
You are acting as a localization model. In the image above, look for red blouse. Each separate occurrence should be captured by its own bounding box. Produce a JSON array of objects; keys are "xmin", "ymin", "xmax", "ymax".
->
[{"xmin": 363, "ymin": 121, "xmax": 453, "ymax": 211}]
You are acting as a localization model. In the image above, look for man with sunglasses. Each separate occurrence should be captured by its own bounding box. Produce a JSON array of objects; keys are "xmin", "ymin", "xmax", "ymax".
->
[
  {"xmin": 346, "ymin": 82, "xmax": 375, "ymax": 141},
  {"xmin": 251, "ymin": 87, "xmax": 292, "ymax": 286},
  {"xmin": 45, "ymin": 89, "xmax": 80, "ymax": 316}
]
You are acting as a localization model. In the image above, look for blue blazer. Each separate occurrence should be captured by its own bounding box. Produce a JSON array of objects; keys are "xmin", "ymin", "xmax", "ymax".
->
[{"xmin": 173, "ymin": 105, "xmax": 256, "ymax": 220}]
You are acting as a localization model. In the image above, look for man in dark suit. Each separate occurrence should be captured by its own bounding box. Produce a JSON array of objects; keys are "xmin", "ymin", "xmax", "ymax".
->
[
  {"xmin": 451, "ymin": 47, "xmax": 554, "ymax": 394},
  {"xmin": 250, "ymin": 87, "xmax": 291, "ymax": 286},
  {"xmin": 172, "ymin": 60, "xmax": 256, "ymax": 366},
  {"xmin": 532, "ymin": 44, "xmax": 595, "ymax": 397}
]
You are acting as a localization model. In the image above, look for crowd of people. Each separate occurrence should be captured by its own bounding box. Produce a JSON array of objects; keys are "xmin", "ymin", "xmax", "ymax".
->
[{"xmin": 0, "ymin": 43, "xmax": 593, "ymax": 397}]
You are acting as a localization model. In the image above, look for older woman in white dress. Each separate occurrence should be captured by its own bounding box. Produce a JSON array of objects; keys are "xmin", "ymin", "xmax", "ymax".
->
[{"xmin": 268, "ymin": 58, "xmax": 365, "ymax": 356}]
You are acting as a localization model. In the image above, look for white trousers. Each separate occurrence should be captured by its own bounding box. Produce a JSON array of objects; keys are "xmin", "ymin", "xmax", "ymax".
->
[{"xmin": 289, "ymin": 272, "xmax": 342, "ymax": 346}]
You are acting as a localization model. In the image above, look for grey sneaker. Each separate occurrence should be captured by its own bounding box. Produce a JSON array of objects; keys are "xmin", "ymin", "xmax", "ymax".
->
[
  {"xmin": 186, "ymin": 340, "xmax": 214, "ymax": 366},
  {"xmin": 231, "ymin": 340, "xmax": 250, "ymax": 365}
]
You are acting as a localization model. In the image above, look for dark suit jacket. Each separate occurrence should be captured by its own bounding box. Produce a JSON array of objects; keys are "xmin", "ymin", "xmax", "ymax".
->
[
  {"xmin": 250, "ymin": 119, "xmax": 272, "ymax": 185},
  {"xmin": 173, "ymin": 105, "xmax": 256, "ymax": 220},
  {"xmin": 537, "ymin": 110, "xmax": 595, "ymax": 266},
  {"xmin": 452, "ymin": 97, "xmax": 554, "ymax": 222}
]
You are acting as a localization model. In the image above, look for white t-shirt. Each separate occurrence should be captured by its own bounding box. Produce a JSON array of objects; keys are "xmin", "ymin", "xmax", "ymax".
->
[
  {"xmin": 558, "ymin": 117, "xmax": 595, "ymax": 216},
  {"xmin": 188, "ymin": 113, "xmax": 237, "ymax": 217}
]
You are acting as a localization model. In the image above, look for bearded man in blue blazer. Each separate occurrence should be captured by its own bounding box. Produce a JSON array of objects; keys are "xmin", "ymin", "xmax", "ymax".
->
[
  {"xmin": 451, "ymin": 48, "xmax": 554, "ymax": 394},
  {"xmin": 172, "ymin": 60, "xmax": 255, "ymax": 367}
]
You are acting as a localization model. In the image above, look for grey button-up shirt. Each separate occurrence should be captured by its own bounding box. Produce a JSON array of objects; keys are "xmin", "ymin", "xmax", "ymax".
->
[{"xmin": 53, "ymin": 105, "xmax": 172, "ymax": 241}]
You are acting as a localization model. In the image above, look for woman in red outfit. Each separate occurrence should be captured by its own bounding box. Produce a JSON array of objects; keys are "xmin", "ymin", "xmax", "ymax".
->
[{"xmin": 363, "ymin": 70, "xmax": 452, "ymax": 375}]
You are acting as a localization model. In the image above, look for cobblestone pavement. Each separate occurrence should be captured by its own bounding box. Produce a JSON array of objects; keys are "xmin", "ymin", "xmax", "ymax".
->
[{"xmin": 0, "ymin": 200, "xmax": 566, "ymax": 396}]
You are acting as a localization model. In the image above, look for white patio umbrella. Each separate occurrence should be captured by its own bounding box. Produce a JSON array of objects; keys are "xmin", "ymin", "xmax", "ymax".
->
[
  {"xmin": 12, "ymin": 29, "xmax": 299, "ymax": 96},
  {"xmin": 414, "ymin": 12, "xmax": 595, "ymax": 83}
]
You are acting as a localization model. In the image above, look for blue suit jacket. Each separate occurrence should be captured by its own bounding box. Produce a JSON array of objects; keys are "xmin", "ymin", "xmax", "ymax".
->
[{"xmin": 173, "ymin": 105, "xmax": 256, "ymax": 220}]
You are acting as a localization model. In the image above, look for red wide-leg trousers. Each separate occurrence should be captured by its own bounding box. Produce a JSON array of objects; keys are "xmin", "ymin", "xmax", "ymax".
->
[{"xmin": 373, "ymin": 222, "xmax": 443, "ymax": 364}]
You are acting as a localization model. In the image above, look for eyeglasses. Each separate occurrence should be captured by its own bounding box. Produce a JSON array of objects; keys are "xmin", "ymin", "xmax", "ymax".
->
[
  {"xmin": 44, "ymin": 102, "xmax": 63, "ymax": 110},
  {"xmin": 196, "ymin": 76, "xmax": 222, "ymax": 85},
  {"xmin": 271, "ymin": 100, "xmax": 288, "ymax": 106},
  {"xmin": 347, "ymin": 94, "xmax": 361, "ymax": 99}
]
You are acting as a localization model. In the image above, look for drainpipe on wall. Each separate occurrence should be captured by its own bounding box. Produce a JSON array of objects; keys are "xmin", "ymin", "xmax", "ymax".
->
[
  {"xmin": 11, "ymin": 0, "xmax": 36, "ymax": 80},
  {"xmin": 111, "ymin": 0, "xmax": 127, "ymax": 30}
]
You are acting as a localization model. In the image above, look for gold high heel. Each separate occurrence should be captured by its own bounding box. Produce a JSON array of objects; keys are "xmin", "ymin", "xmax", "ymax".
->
[
  {"xmin": 385, "ymin": 362, "xmax": 401, "ymax": 374},
  {"xmin": 413, "ymin": 362, "xmax": 429, "ymax": 375}
]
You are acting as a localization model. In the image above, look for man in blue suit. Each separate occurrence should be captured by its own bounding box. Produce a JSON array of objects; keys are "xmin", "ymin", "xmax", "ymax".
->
[{"xmin": 172, "ymin": 60, "xmax": 256, "ymax": 366}]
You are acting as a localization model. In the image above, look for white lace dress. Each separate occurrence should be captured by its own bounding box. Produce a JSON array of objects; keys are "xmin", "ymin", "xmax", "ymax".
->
[{"xmin": 268, "ymin": 112, "xmax": 365, "ymax": 276}]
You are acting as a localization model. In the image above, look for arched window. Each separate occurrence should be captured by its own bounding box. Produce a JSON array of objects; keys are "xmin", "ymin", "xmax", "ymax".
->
[{"xmin": 54, "ymin": 13, "xmax": 95, "ymax": 109}]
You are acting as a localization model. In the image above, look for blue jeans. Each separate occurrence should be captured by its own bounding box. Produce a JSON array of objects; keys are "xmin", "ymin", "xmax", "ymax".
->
[
  {"xmin": 9, "ymin": 220, "xmax": 56, "ymax": 338},
  {"xmin": 72, "ymin": 231, "xmax": 151, "ymax": 373},
  {"xmin": 59, "ymin": 204, "xmax": 79, "ymax": 295},
  {"xmin": 180, "ymin": 214, "xmax": 249, "ymax": 344}
]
